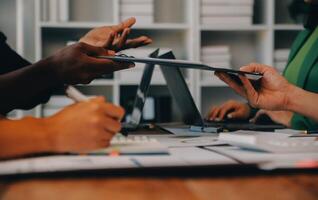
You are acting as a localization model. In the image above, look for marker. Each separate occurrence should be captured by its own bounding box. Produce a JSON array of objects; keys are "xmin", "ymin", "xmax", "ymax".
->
[{"xmin": 65, "ymin": 85, "xmax": 89, "ymax": 102}]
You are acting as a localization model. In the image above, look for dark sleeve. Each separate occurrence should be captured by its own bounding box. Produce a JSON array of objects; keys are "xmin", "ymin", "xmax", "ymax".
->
[
  {"xmin": 0, "ymin": 32, "xmax": 56, "ymax": 113},
  {"xmin": 0, "ymin": 32, "xmax": 31, "ymax": 74}
]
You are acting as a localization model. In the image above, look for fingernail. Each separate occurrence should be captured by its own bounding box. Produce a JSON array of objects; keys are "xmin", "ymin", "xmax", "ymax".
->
[
  {"xmin": 227, "ymin": 114, "xmax": 232, "ymax": 119},
  {"xmin": 215, "ymin": 118, "xmax": 221, "ymax": 122},
  {"xmin": 129, "ymin": 63, "xmax": 135, "ymax": 68}
]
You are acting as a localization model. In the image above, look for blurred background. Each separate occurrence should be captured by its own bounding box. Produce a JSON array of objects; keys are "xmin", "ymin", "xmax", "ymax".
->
[{"xmin": 0, "ymin": 0, "xmax": 302, "ymax": 123}]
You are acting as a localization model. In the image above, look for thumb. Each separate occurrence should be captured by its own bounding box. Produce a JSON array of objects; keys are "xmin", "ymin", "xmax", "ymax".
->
[
  {"xmin": 227, "ymin": 110, "xmax": 243, "ymax": 119},
  {"xmin": 249, "ymin": 109, "xmax": 266, "ymax": 123}
]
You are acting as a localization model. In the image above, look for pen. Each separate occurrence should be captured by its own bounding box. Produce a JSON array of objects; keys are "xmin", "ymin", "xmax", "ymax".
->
[
  {"xmin": 65, "ymin": 85, "xmax": 89, "ymax": 102},
  {"xmin": 304, "ymin": 130, "xmax": 318, "ymax": 134}
]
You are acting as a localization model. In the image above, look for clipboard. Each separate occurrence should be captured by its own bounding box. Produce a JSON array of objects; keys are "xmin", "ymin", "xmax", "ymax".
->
[{"xmin": 96, "ymin": 54, "xmax": 263, "ymax": 80}]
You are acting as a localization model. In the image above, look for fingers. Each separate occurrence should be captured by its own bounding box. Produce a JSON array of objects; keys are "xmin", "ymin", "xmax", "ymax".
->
[
  {"xmin": 215, "ymin": 72, "xmax": 247, "ymax": 98},
  {"xmin": 250, "ymin": 109, "xmax": 266, "ymax": 123},
  {"xmin": 218, "ymin": 103, "xmax": 234, "ymax": 120},
  {"xmin": 208, "ymin": 104, "xmax": 233, "ymax": 121},
  {"xmin": 114, "ymin": 17, "xmax": 136, "ymax": 32},
  {"xmin": 123, "ymin": 36, "xmax": 153, "ymax": 50},
  {"xmin": 103, "ymin": 103, "xmax": 125, "ymax": 121},
  {"xmin": 103, "ymin": 31, "xmax": 116, "ymax": 48},
  {"xmin": 114, "ymin": 28, "xmax": 130, "ymax": 51},
  {"xmin": 227, "ymin": 110, "xmax": 242, "ymax": 119},
  {"xmin": 209, "ymin": 106, "xmax": 222, "ymax": 121},
  {"xmin": 102, "ymin": 116, "xmax": 122, "ymax": 133},
  {"xmin": 239, "ymin": 75, "xmax": 259, "ymax": 106}
]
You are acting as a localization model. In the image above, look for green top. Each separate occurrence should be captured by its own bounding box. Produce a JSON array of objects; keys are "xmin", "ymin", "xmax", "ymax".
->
[{"xmin": 284, "ymin": 27, "xmax": 318, "ymax": 85}]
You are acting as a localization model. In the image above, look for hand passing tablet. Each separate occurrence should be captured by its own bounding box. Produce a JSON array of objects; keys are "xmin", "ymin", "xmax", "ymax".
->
[
  {"xmin": 46, "ymin": 42, "xmax": 134, "ymax": 85},
  {"xmin": 215, "ymin": 63, "xmax": 294, "ymax": 111}
]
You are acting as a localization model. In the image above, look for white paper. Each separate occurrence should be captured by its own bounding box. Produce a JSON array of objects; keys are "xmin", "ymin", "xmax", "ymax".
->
[
  {"xmin": 0, "ymin": 156, "xmax": 137, "ymax": 175},
  {"xmin": 169, "ymin": 147, "xmax": 237, "ymax": 165},
  {"xmin": 151, "ymin": 134, "xmax": 227, "ymax": 147},
  {"xmin": 206, "ymin": 146, "xmax": 318, "ymax": 164}
]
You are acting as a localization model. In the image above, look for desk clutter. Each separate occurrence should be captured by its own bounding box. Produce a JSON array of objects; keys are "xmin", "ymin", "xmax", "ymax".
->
[
  {"xmin": 200, "ymin": 0, "xmax": 254, "ymax": 26},
  {"xmin": 1, "ymin": 130, "xmax": 318, "ymax": 176},
  {"xmin": 120, "ymin": 0, "xmax": 154, "ymax": 25}
]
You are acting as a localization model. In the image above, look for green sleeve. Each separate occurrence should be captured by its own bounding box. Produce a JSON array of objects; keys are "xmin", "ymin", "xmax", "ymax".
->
[{"xmin": 291, "ymin": 113, "xmax": 318, "ymax": 131}]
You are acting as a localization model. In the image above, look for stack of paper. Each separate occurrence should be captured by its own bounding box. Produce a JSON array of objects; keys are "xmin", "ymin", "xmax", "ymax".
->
[
  {"xmin": 200, "ymin": 45, "xmax": 232, "ymax": 80},
  {"xmin": 200, "ymin": 0, "xmax": 254, "ymax": 26},
  {"xmin": 201, "ymin": 46, "xmax": 232, "ymax": 67},
  {"xmin": 118, "ymin": 48, "xmax": 170, "ymax": 83},
  {"xmin": 41, "ymin": 0, "xmax": 69, "ymax": 22},
  {"xmin": 120, "ymin": 0, "xmax": 154, "ymax": 25},
  {"xmin": 274, "ymin": 49, "xmax": 290, "ymax": 73}
]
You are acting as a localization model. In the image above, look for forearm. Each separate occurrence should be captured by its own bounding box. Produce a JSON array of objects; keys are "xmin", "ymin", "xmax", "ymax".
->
[
  {"xmin": 0, "ymin": 58, "xmax": 59, "ymax": 113},
  {"xmin": 0, "ymin": 117, "xmax": 53, "ymax": 160},
  {"xmin": 287, "ymin": 86, "xmax": 318, "ymax": 123}
]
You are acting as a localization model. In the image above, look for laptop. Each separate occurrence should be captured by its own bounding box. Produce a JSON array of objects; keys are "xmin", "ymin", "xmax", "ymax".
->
[
  {"xmin": 121, "ymin": 49, "xmax": 159, "ymax": 132},
  {"xmin": 158, "ymin": 51, "xmax": 285, "ymax": 133}
]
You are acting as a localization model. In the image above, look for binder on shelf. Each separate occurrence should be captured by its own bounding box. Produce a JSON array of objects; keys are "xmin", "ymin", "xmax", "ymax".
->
[
  {"xmin": 201, "ymin": 0, "xmax": 254, "ymax": 5},
  {"xmin": 59, "ymin": 0, "xmax": 69, "ymax": 22},
  {"xmin": 49, "ymin": 0, "xmax": 58, "ymax": 22},
  {"xmin": 201, "ymin": 16, "xmax": 252, "ymax": 25},
  {"xmin": 201, "ymin": 5, "xmax": 253, "ymax": 16}
]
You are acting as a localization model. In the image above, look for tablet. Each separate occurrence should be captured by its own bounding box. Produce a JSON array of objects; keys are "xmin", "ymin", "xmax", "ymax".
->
[{"xmin": 96, "ymin": 55, "xmax": 263, "ymax": 81}]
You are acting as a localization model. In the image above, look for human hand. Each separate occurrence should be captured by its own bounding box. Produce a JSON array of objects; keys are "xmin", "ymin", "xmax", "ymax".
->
[
  {"xmin": 80, "ymin": 17, "xmax": 152, "ymax": 52},
  {"xmin": 207, "ymin": 100, "xmax": 251, "ymax": 121},
  {"xmin": 45, "ymin": 97, "xmax": 125, "ymax": 153},
  {"xmin": 46, "ymin": 42, "xmax": 134, "ymax": 85},
  {"xmin": 215, "ymin": 63, "xmax": 295, "ymax": 111},
  {"xmin": 250, "ymin": 109, "xmax": 293, "ymax": 127}
]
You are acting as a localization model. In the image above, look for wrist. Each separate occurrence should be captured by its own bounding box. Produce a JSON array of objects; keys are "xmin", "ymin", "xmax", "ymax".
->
[
  {"xmin": 42, "ymin": 116, "xmax": 66, "ymax": 153},
  {"xmin": 285, "ymin": 84, "xmax": 304, "ymax": 112},
  {"xmin": 37, "ymin": 56, "xmax": 63, "ymax": 86}
]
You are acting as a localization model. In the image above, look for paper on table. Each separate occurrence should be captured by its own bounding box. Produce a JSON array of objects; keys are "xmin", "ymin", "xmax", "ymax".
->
[
  {"xmin": 162, "ymin": 127, "xmax": 216, "ymax": 137},
  {"xmin": 151, "ymin": 134, "xmax": 227, "ymax": 147},
  {"xmin": 205, "ymin": 146, "xmax": 318, "ymax": 164},
  {"xmin": 131, "ymin": 155, "xmax": 187, "ymax": 167},
  {"xmin": 0, "ymin": 156, "xmax": 137, "ymax": 175},
  {"xmin": 169, "ymin": 147, "xmax": 237, "ymax": 165}
]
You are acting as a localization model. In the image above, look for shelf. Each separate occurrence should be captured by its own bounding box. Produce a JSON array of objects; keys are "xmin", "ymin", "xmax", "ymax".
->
[
  {"xmin": 40, "ymin": 22, "xmax": 189, "ymax": 30},
  {"xmin": 200, "ymin": 80, "xmax": 228, "ymax": 87},
  {"xmin": 78, "ymin": 79, "xmax": 115, "ymax": 86},
  {"xmin": 274, "ymin": 24, "xmax": 304, "ymax": 31},
  {"xmin": 40, "ymin": 22, "xmax": 116, "ymax": 29},
  {"xmin": 200, "ymin": 24, "xmax": 269, "ymax": 31}
]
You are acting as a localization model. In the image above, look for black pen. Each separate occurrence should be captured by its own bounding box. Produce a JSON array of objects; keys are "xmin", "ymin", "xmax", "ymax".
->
[{"xmin": 290, "ymin": 130, "xmax": 318, "ymax": 137}]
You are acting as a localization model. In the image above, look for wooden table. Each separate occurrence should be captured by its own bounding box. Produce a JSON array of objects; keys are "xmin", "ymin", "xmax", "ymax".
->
[
  {"xmin": 1, "ymin": 173, "xmax": 318, "ymax": 200},
  {"xmin": 1, "ymin": 129, "xmax": 318, "ymax": 200}
]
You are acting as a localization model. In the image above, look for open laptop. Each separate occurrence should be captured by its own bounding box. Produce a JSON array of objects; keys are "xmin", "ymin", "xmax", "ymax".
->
[
  {"xmin": 121, "ymin": 49, "xmax": 159, "ymax": 132},
  {"xmin": 158, "ymin": 51, "xmax": 285, "ymax": 133}
]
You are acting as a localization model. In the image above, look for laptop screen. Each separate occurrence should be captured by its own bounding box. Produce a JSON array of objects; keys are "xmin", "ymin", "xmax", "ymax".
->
[{"xmin": 159, "ymin": 52, "xmax": 205, "ymax": 126}]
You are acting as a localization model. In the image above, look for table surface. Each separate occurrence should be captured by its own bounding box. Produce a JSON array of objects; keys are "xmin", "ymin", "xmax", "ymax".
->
[
  {"xmin": 1, "ymin": 173, "xmax": 318, "ymax": 200},
  {"xmin": 1, "ymin": 129, "xmax": 318, "ymax": 200}
]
